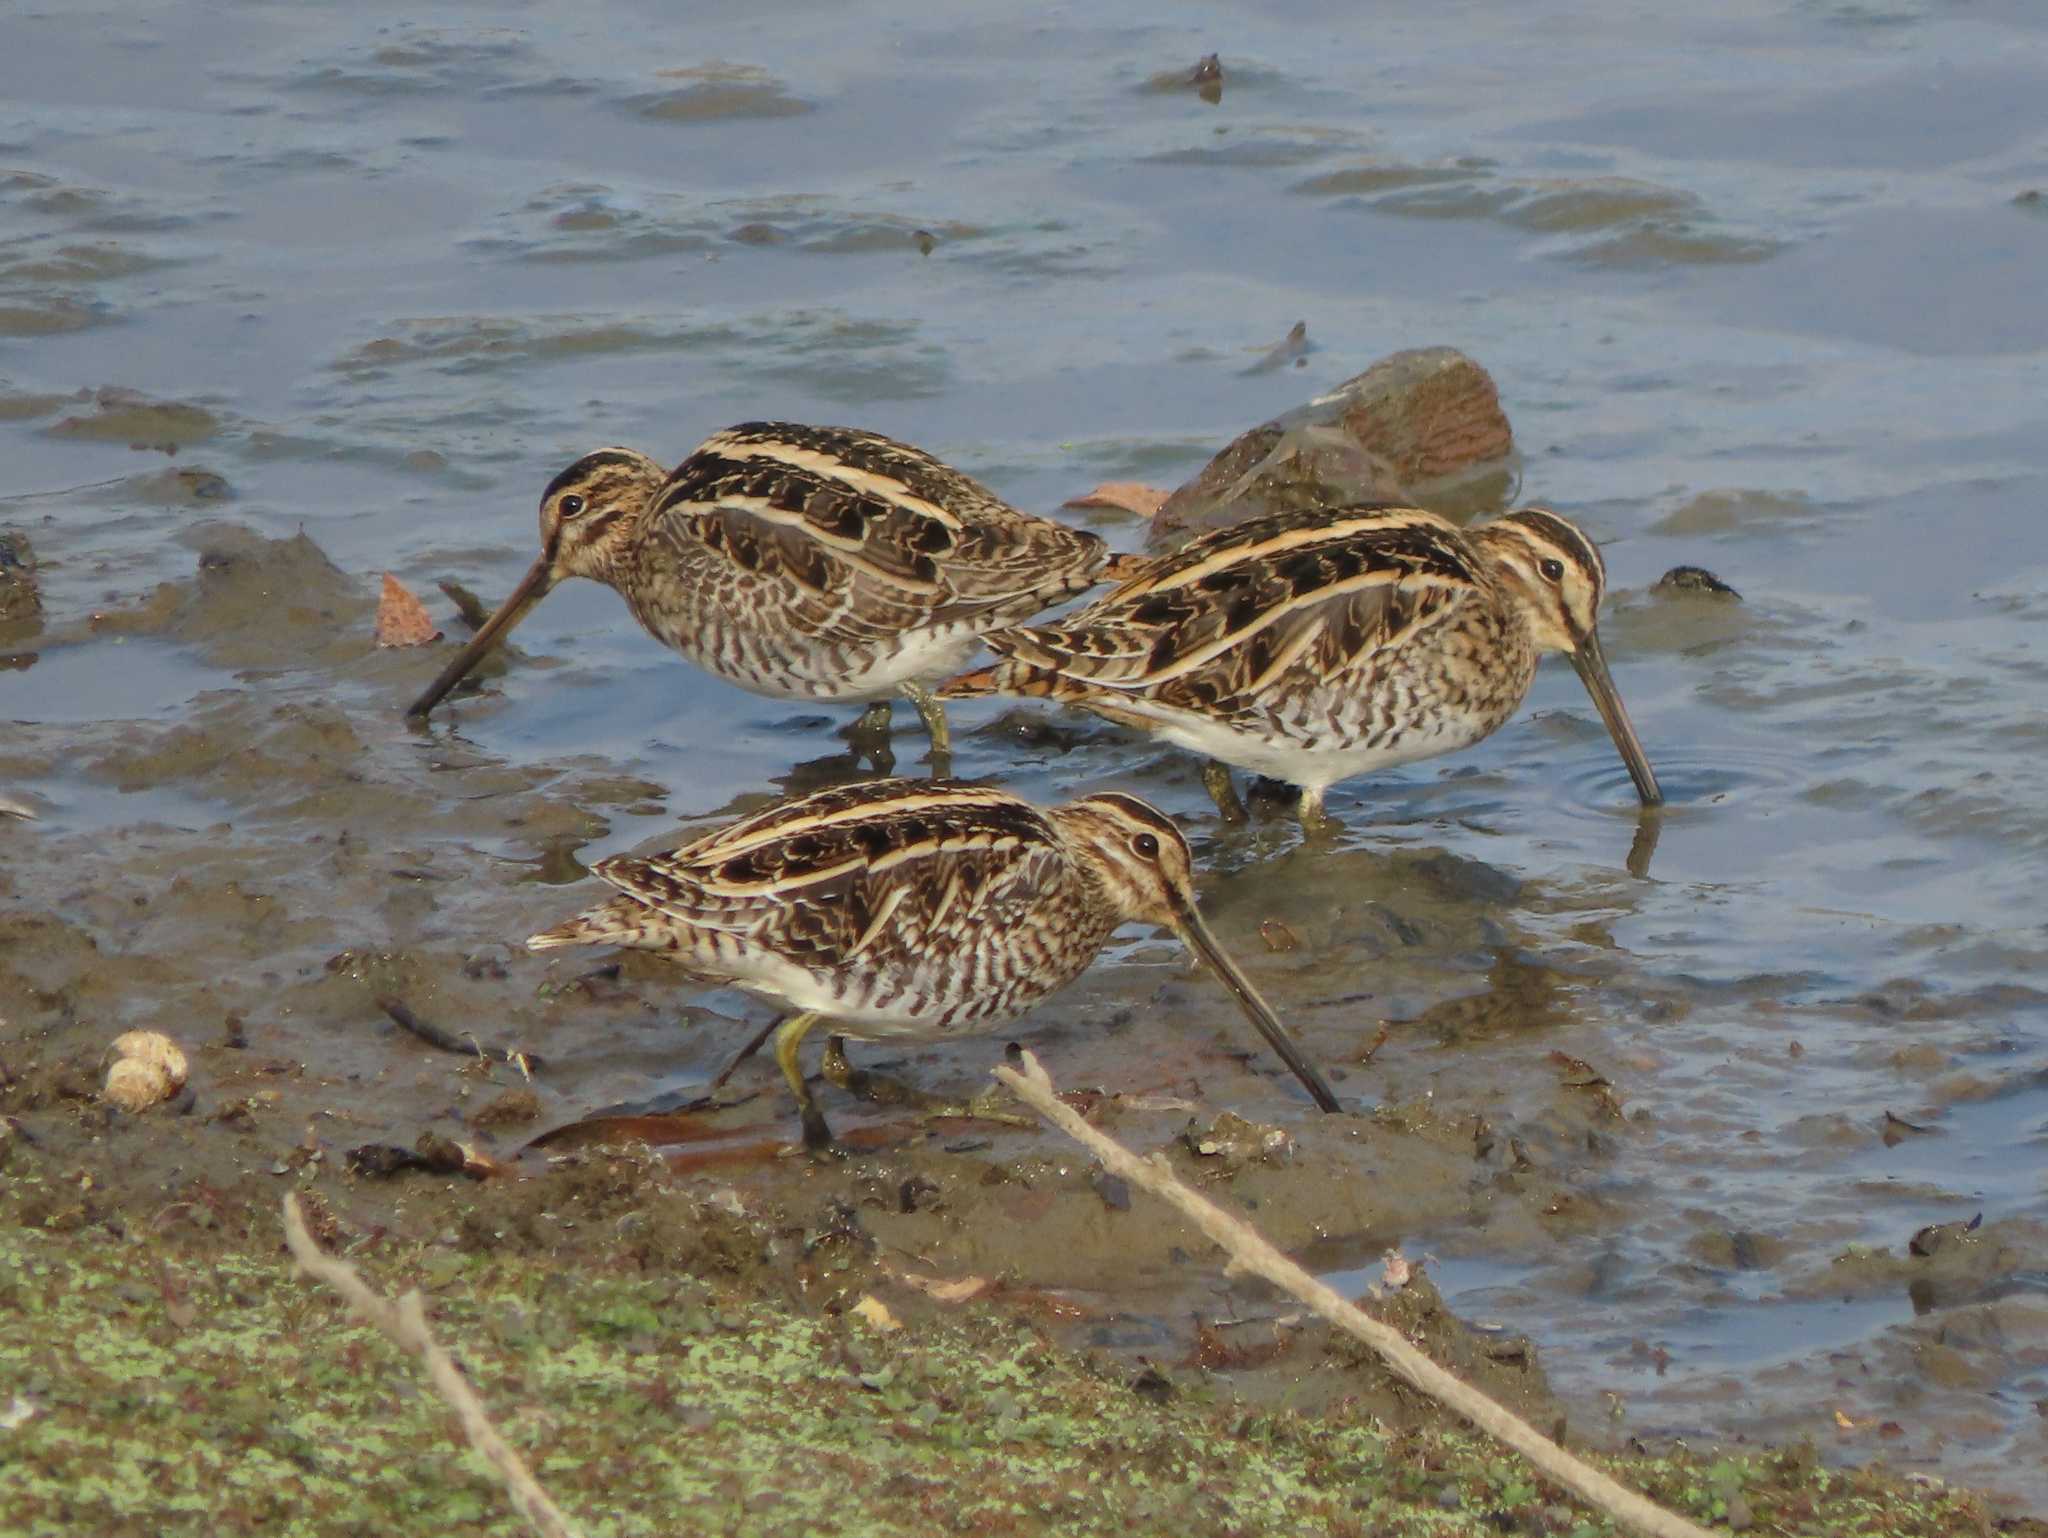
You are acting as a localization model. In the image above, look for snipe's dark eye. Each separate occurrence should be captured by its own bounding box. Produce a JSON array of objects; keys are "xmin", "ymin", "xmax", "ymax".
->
[
  {"xmin": 1132, "ymin": 833, "xmax": 1161, "ymax": 859},
  {"xmin": 558, "ymin": 493, "xmax": 587, "ymax": 518},
  {"xmin": 1538, "ymin": 557, "xmax": 1566, "ymax": 583}
]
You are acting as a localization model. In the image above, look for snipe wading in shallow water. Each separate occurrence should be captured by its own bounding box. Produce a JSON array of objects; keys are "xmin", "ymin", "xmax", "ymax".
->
[
  {"xmin": 942, "ymin": 504, "xmax": 1662, "ymax": 830},
  {"xmin": 528, "ymin": 778, "xmax": 1341, "ymax": 1151},
  {"xmin": 407, "ymin": 422, "xmax": 1135, "ymax": 768}
]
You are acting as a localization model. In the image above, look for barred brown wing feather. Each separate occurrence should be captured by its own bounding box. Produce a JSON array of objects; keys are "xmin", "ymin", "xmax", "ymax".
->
[
  {"xmin": 648, "ymin": 424, "xmax": 1108, "ymax": 620},
  {"xmin": 589, "ymin": 782, "xmax": 1068, "ymax": 963},
  {"xmin": 653, "ymin": 467, "xmax": 951, "ymax": 597},
  {"xmin": 923, "ymin": 519, "xmax": 1109, "ymax": 614},
  {"xmin": 985, "ymin": 504, "xmax": 1482, "ymax": 694}
]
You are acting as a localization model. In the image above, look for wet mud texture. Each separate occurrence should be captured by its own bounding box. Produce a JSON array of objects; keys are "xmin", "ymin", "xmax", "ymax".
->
[
  {"xmin": 7, "ymin": 526, "xmax": 2048, "ymax": 1534},
  {"xmin": 0, "ymin": 534, "xmax": 1634, "ymax": 1457},
  {"xmin": 9, "ymin": 0, "xmax": 2048, "ymax": 1516}
]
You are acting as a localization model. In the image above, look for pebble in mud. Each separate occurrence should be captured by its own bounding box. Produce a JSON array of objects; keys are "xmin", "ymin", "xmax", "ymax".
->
[
  {"xmin": 1653, "ymin": 564, "xmax": 1741, "ymax": 599},
  {"xmin": 1148, "ymin": 346, "xmax": 1517, "ymax": 550},
  {"xmin": 1144, "ymin": 53, "xmax": 1224, "ymax": 105}
]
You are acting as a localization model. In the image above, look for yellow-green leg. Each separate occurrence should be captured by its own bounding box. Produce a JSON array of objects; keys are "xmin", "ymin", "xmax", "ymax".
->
[
  {"xmin": 772, "ymin": 1011, "xmax": 835, "ymax": 1151},
  {"xmin": 821, "ymin": 1033, "xmax": 941, "ymax": 1111},
  {"xmin": 1202, "ymin": 759, "xmax": 1249, "ymax": 824},
  {"xmin": 1297, "ymin": 784, "xmax": 1335, "ymax": 837},
  {"xmin": 847, "ymin": 701, "xmax": 897, "ymax": 773},
  {"xmin": 900, "ymin": 681, "xmax": 952, "ymax": 774},
  {"xmin": 708, "ymin": 1017, "xmax": 778, "ymax": 1091}
]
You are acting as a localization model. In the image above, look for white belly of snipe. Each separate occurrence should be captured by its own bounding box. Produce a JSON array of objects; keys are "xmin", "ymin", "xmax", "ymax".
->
[{"xmin": 676, "ymin": 622, "xmax": 986, "ymax": 704}]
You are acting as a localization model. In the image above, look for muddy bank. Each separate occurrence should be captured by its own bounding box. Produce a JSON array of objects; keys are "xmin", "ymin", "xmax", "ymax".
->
[
  {"xmin": 6, "ymin": 1137, "xmax": 2039, "ymax": 1538},
  {"xmin": 9, "ymin": 0, "xmax": 2048, "ymax": 1507},
  {"xmin": 6, "ymin": 523, "xmax": 2048, "ymax": 1529}
]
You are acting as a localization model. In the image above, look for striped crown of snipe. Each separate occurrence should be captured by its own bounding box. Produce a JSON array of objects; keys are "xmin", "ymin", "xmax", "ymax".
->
[{"xmin": 532, "ymin": 449, "xmax": 668, "ymax": 585}]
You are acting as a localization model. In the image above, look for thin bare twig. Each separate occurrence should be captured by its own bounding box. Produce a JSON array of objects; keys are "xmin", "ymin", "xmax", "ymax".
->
[
  {"xmin": 281, "ymin": 1193, "xmax": 584, "ymax": 1538},
  {"xmin": 376, "ymin": 994, "xmax": 544, "ymax": 1074},
  {"xmin": 994, "ymin": 1051, "xmax": 1716, "ymax": 1538}
]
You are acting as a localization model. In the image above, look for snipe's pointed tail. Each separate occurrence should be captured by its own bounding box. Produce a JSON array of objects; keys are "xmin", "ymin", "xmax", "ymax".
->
[{"xmin": 528, "ymin": 897, "xmax": 663, "ymax": 952}]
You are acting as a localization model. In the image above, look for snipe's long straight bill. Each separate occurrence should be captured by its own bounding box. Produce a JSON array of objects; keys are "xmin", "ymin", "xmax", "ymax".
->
[
  {"xmin": 405, "ymin": 556, "xmax": 556, "ymax": 719},
  {"xmin": 1171, "ymin": 901, "xmax": 1341, "ymax": 1113},
  {"xmin": 1568, "ymin": 627, "xmax": 1662, "ymax": 808}
]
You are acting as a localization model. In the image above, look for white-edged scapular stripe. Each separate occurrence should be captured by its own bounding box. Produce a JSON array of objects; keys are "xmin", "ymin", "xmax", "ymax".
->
[
  {"xmin": 1135, "ymin": 507, "xmax": 1457, "ymax": 595},
  {"xmin": 696, "ymin": 431, "xmax": 968, "ymax": 531}
]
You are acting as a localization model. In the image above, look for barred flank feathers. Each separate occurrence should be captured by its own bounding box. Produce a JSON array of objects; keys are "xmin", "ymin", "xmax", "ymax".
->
[
  {"xmin": 934, "ymin": 661, "xmax": 1002, "ymax": 698},
  {"xmin": 1099, "ymin": 551, "xmax": 1153, "ymax": 584},
  {"xmin": 933, "ymin": 656, "xmax": 1072, "ymax": 700}
]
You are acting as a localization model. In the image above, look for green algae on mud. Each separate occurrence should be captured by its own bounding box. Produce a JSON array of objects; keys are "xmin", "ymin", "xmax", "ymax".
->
[{"xmin": 0, "ymin": 1161, "xmax": 2031, "ymax": 1538}]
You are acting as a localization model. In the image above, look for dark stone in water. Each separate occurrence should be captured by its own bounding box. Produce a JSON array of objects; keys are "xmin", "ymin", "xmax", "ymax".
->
[
  {"xmin": 1149, "ymin": 346, "xmax": 1518, "ymax": 550},
  {"xmin": 1239, "ymin": 319, "xmax": 1311, "ymax": 376},
  {"xmin": 1409, "ymin": 850, "xmax": 1523, "ymax": 905},
  {"xmin": 175, "ymin": 468, "xmax": 231, "ymax": 501},
  {"xmin": 1146, "ymin": 53, "xmax": 1223, "ymax": 104},
  {"xmin": 0, "ymin": 527, "xmax": 40, "ymax": 631},
  {"xmin": 1654, "ymin": 564, "xmax": 1741, "ymax": 600},
  {"xmin": 1908, "ymin": 1210, "xmax": 1982, "ymax": 1258}
]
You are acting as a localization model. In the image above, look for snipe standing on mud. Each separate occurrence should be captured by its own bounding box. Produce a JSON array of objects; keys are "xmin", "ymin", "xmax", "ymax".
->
[
  {"xmin": 942, "ymin": 504, "xmax": 1662, "ymax": 829},
  {"xmin": 407, "ymin": 423, "xmax": 1132, "ymax": 765},
  {"xmin": 528, "ymin": 778, "xmax": 1341, "ymax": 1150}
]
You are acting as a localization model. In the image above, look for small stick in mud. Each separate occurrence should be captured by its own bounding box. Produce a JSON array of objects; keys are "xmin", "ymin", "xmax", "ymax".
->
[
  {"xmin": 994, "ymin": 1049, "xmax": 1718, "ymax": 1538},
  {"xmin": 281, "ymin": 1194, "xmax": 584, "ymax": 1538},
  {"xmin": 707, "ymin": 1017, "xmax": 779, "ymax": 1090},
  {"xmin": 436, "ymin": 578, "xmax": 495, "ymax": 631},
  {"xmin": 375, "ymin": 995, "xmax": 544, "ymax": 1075}
]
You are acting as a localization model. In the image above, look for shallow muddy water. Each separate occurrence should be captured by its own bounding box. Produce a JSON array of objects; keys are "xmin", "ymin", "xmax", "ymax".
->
[{"xmin": 5, "ymin": 0, "xmax": 2048, "ymax": 1510}]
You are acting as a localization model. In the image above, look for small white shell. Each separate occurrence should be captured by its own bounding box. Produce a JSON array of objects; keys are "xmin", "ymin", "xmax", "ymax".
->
[
  {"xmin": 103, "ymin": 1058, "xmax": 178, "ymax": 1112},
  {"xmin": 102, "ymin": 1030, "xmax": 189, "ymax": 1111},
  {"xmin": 107, "ymin": 1030, "xmax": 188, "ymax": 1089}
]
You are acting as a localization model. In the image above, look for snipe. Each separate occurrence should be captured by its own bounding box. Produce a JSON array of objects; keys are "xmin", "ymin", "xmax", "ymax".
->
[
  {"xmin": 942, "ymin": 504, "xmax": 1661, "ymax": 828},
  {"xmin": 529, "ymin": 777, "xmax": 1341, "ymax": 1149},
  {"xmin": 408, "ymin": 422, "xmax": 1130, "ymax": 765}
]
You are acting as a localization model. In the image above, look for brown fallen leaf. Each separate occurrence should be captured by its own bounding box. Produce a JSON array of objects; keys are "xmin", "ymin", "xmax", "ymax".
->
[
  {"xmin": 891, "ymin": 1268, "xmax": 991, "ymax": 1304},
  {"xmin": 851, "ymin": 1294, "xmax": 901, "ymax": 1332},
  {"xmin": 1063, "ymin": 482, "xmax": 1170, "ymax": 519},
  {"xmin": 376, "ymin": 573, "xmax": 441, "ymax": 648}
]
